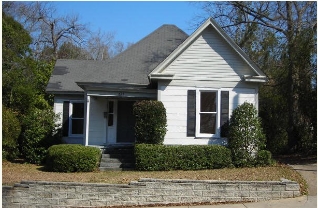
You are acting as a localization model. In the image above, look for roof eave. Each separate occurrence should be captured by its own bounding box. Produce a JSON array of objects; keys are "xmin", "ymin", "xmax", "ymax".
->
[
  {"xmin": 46, "ymin": 90, "xmax": 84, "ymax": 95},
  {"xmin": 148, "ymin": 73, "xmax": 174, "ymax": 81},
  {"xmin": 242, "ymin": 75, "xmax": 268, "ymax": 83}
]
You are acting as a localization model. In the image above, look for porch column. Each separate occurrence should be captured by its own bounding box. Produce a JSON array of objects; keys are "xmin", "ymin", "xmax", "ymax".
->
[{"xmin": 84, "ymin": 95, "xmax": 90, "ymax": 146}]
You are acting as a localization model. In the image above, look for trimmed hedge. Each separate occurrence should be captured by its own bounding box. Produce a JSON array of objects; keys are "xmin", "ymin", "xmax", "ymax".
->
[
  {"xmin": 135, "ymin": 144, "xmax": 233, "ymax": 171},
  {"xmin": 46, "ymin": 144, "xmax": 101, "ymax": 172},
  {"xmin": 133, "ymin": 100, "xmax": 167, "ymax": 144}
]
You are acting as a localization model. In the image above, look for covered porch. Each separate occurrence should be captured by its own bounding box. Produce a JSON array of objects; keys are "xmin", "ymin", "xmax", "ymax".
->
[{"xmin": 79, "ymin": 83, "xmax": 157, "ymax": 146}]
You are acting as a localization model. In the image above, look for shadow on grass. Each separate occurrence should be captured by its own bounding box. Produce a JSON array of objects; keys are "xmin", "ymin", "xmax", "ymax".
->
[
  {"xmin": 36, "ymin": 166, "xmax": 52, "ymax": 172},
  {"xmin": 274, "ymin": 154, "xmax": 317, "ymax": 165}
]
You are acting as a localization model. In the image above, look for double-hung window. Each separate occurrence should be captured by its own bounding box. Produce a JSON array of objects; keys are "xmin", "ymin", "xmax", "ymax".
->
[
  {"xmin": 69, "ymin": 101, "xmax": 84, "ymax": 136},
  {"xmin": 198, "ymin": 91, "xmax": 218, "ymax": 136},
  {"xmin": 187, "ymin": 89, "xmax": 229, "ymax": 138}
]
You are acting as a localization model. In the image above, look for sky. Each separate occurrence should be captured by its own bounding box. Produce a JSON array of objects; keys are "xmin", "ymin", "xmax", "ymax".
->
[{"xmin": 52, "ymin": 1, "xmax": 204, "ymax": 44}]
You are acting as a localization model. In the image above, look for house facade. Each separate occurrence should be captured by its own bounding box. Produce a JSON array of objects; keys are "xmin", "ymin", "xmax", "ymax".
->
[{"xmin": 46, "ymin": 18, "xmax": 266, "ymax": 147}]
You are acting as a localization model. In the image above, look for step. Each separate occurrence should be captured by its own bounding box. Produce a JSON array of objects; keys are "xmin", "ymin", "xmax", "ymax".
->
[
  {"xmin": 100, "ymin": 157, "xmax": 135, "ymax": 163},
  {"xmin": 100, "ymin": 162, "xmax": 135, "ymax": 168},
  {"xmin": 101, "ymin": 153, "xmax": 134, "ymax": 159},
  {"xmin": 99, "ymin": 146, "xmax": 136, "ymax": 171},
  {"xmin": 99, "ymin": 167, "xmax": 135, "ymax": 171},
  {"xmin": 103, "ymin": 149, "xmax": 134, "ymax": 155}
]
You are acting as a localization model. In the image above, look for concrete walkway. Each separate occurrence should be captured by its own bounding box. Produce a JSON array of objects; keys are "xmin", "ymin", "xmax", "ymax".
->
[{"xmin": 147, "ymin": 162, "xmax": 317, "ymax": 208}]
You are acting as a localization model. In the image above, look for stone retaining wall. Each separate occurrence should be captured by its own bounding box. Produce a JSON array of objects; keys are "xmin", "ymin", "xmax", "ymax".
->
[{"xmin": 3, "ymin": 178, "xmax": 301, "ymax": 208}]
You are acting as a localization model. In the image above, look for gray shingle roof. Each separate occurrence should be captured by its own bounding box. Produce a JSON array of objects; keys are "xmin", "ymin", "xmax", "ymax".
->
[{"xmin": 46, "ymin": 24, "xmax": 188, "ymax": 93}]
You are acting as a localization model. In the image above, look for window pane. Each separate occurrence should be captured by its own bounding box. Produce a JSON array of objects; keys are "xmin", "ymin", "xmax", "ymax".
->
[
  {"xmin": 200, "ymin": 113, "xmax": 216, "ymax": 134},
  {"xmin": 200, "ymin": 92, "xmax": 216, "ymax": 112},
  {"xmin": 72, "ymin": 103, "xmax": 84, "ymax": 118},
  {"xmin": 72, "ymin": 119, "xmax": 84, "ymax": 134},
  {"xmin": 108, "ymin": 114, "xmax": 113, "ymax": 126},
  {"xmin": 109, "ymin": 101, "xmax": 114, "ymax": 113}
]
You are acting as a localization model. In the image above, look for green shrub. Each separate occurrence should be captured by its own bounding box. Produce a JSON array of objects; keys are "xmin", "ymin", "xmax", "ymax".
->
[
  {"xmin": 20, "ymin": 108, "xmax": 61, "ymax": 164},
  {"xmin": 133, "ymin": 100, "xmax": 167, "ymax": 144},
  {"xmin": 2, "ymin": 106, "xmax": 21, "ymax": 160},
  {"xmin": 46, "ymin": 144, "xmax": 101, "ymax": 172},
  {"xmin": 228, "ymin": 102, "xmax": 267, "ymax": 167},
  {"xmin": 255, "ymin": 150, "xmax": 273, "ymax": 166},
  {"xmin": 135, "ymin": 144, "xmax": 232, "ymax": 171}
]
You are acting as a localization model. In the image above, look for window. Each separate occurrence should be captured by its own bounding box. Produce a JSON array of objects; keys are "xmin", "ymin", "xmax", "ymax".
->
[
  {"xmin": 70, "ymin": 102, "xmax": 84, "ymax": 136},
  {"xmin": 108, "ymin": 101, "xmax": 114, "ymax": 126},
  {"xmin": 187, "ymin": 90, "xmax": 229, "ymax": 138},
  {"xmin": 199, "ymin": 91, "xmax": 217, "ymax": 134}
]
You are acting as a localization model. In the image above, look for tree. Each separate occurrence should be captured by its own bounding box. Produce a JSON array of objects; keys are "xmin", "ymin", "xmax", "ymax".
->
[
  {"xmin": 2, "ymin": 11, "xmax": 61, "ymax": 162},
  {"xmin": 3, "ymin": 1, "xmax": 133, "ymax": 61},
  {"xmin": 86, "ymin": 29, "xmax": 114, "ymax": 60},
  {"xmin": 2, "ymin": 105, "xmax": 21, "ymax": 160},
  {"xmin": 228, "ymin": 102, "xmax": 266, "ymax": 167},
  {"xmin": 3, "ymin": 1, "xmax": 88, "ymax": 61},
  {"xmin": 109, "ymin": 41, "xmax": 134, "ymax": 58},
  {"xmin": 57, "ymin": 42, "xmax": 91, "ymax": 60},
  {"xmin": 2, "ymin": 11, "xmax": 33, "ymax": 109},
  {"xmin": 195, "ymin": 1, "xmax": 317, "ymax": 153}
]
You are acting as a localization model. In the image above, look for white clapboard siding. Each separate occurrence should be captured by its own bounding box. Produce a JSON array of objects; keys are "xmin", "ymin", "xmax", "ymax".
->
[
  {"xmin": 163, "ymin": 26, "xmax": 256, "ymax": 87},
  {"xmin": 159, "ymin": 85, "xmax": 258, "ymax": 145},
  {"xmin": 53, "ymin": 96, "xmax": 84, "ymax": 144},
  {"xmin": 229, "ymin": 88, "xmax": 257, "ymax": 115},
  {"xmin": 88, "ymin": 98, "xmax": 107, "ymax": 145},
  {"xmin": 53, "ymin": 98, "xmax": 64, "ymax": 125},
  {"xmin": 159, "ymin": 85, "xmax": 189, "ymax": 141}
]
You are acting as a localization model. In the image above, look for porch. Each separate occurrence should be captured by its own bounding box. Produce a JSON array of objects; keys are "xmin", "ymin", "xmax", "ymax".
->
[{"xmin": 81, "ymin": 83, "xmax": 157, "ymax": 146}]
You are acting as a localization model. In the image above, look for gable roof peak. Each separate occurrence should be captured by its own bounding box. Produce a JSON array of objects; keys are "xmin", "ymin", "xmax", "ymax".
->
[{"xmin": 150, "ymin": 17, "xmax": 266, "ymax": 80}]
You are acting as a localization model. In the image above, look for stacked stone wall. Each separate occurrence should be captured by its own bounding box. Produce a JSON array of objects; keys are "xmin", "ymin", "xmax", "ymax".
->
[{"xmin": 3, "ymin": 178, "xmax": 301, "ymax": 208}]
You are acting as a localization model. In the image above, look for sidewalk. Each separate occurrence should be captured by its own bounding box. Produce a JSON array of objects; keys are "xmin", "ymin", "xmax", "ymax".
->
[{"xmin": 148, "ymin": 195, "xmax": 316, "ymax": 208}]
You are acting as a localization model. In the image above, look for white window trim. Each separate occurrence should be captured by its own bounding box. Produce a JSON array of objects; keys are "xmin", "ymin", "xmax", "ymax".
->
[
  {"xmin": 69, "ymin": 100, "xmax": 84, "ymax": 137},
  {"xmin": 195, "ymin": 89, "xmax": 221, "ymax": 138}
]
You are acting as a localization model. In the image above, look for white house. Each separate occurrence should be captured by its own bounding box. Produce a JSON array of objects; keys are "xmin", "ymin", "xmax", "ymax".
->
[{"xmin": 46, "ymin": 18, "xmax": 266, "ymax": 147}]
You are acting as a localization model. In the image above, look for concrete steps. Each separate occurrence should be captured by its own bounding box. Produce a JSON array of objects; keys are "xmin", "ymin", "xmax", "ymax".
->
[{"xmin": 99, "ymin": 146, "xmax": 135, "ymax": 171}]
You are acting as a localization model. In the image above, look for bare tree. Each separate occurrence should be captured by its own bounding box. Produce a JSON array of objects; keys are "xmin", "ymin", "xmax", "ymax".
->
[
  {"xmin": 109, "ymin": 41, "xmax": 134, "ymax": 58},
  {"xmin": 86, "ymin": 29, "xmax": 114, "ymax": 61},
  {"xmin": 3, "ymin": 1, "xmax": 89, "ymax": 61}
]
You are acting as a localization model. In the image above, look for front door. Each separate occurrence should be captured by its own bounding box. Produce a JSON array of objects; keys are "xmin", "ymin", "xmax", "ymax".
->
[
  {"xmin": 117, "ymin": 101, "xmax": 136, "ymax": 143},
  {"xmin": 106, "ymin": 100, "xmax": 117, "ymax": 144}
]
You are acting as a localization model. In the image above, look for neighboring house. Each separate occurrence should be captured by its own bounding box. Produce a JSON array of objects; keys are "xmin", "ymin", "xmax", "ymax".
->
[{"xmin": 46, "ymin": 18, "xmax": 266, "ymax": 147}]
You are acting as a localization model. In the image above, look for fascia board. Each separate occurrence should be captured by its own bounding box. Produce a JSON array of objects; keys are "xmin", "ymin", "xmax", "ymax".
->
[{"xmin": 242, "ymin": 75, "xmax": 268, "ymax": 83}]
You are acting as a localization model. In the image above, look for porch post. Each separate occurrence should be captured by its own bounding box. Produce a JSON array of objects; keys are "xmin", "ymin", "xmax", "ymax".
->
[{"xmin": 84, "ymin": 94, "xmax": 90, "ymax": 146}]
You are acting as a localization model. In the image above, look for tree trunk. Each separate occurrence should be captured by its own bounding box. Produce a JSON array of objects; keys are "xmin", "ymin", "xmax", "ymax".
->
[{"xmin": 286, "ymin": 1, "xmax": 298, "ymax": 152}]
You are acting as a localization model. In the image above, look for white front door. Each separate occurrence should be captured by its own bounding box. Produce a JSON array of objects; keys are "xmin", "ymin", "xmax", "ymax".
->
[{"xmin": 106, "ymin": 100, "xmax": 117, "ymax": 144}]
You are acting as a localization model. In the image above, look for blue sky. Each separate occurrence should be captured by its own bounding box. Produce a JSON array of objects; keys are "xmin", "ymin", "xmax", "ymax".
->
[{"xmin": 53, "ymin": 1, "xmax": 203, "ymax": 44}]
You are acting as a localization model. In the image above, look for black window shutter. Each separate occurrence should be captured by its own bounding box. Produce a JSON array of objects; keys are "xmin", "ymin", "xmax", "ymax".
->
[
  {"xmin": 187, "ymin": 90, "xmax": 196, "ymax": 137},
  {"xmin": 220, "ymin": 91, "xmax": 229, "ymax": 137},
  {"xmin": 62, "ymin": 101, "xmax": 70, "ymax": 136}
]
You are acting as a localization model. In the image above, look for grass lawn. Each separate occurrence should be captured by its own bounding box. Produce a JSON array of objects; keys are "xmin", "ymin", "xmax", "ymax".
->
[{"xmin": 2, "ymin": 160, "xmax": 308, "ymax": 195}]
